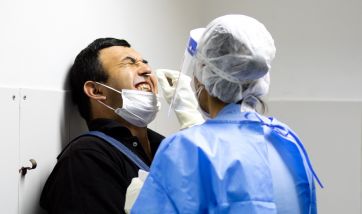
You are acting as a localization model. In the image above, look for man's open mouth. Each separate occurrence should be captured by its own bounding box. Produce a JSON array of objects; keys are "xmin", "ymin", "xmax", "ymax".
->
[{"xmin": 135, "ymin": 82, "xmax": 151, "ymax": 92}]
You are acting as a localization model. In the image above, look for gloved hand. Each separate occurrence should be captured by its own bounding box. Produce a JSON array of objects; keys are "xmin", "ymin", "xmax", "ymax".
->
[
  {"xmin": 124, "ymin": 169, "xmax": 149, "ymax": 214},
  {"xmin": 156, "ymin": 69, "xmax": 205, "ymax": 129}
]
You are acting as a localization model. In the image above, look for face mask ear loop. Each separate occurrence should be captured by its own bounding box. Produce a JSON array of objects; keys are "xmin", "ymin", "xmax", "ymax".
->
[
  {"xmin": 95, "ymin": 81, "xmax": 123, "ymax": 95},
  {"xmin": 195, "ymin": 84, "xmax": 204, "ymax": 100},
  {"xmin": 96, "ymin": 100, "xmax": 116, "ymax": 111},
  {"xmin": 93, "ymin": 81, "xmax": 123, "ymax": 111},
  {"xmin": 96, "ymin": 99, "xmax": 146, "ymax": 124}
]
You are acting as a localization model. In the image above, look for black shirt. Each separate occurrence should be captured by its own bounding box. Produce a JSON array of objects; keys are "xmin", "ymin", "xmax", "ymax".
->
[{"xmin": 40, "ymin": 118, "xmax": 164, "ymax": 214}]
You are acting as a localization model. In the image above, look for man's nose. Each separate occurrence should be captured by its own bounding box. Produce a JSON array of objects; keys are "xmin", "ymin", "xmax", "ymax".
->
[{"xmin": 138, "ymin": 63, "xmax": 152, "ymax": 76}]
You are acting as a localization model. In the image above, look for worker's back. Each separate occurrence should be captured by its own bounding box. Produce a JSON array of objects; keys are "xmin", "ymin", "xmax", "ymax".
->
[{"xmin": 132, "ymin": 104, "xmax": 320, "ymax": 213}]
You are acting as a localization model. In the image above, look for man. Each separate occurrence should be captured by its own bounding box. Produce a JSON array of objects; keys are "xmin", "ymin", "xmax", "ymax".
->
[{"xmin": 40, "ymin": 38, "xmax": 165, "ymax": 214}]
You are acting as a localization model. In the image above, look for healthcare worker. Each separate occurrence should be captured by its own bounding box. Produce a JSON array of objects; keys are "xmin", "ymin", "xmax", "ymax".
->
[{"xmin": 131, "ymin": 14, "xmax": 322, "ymax": 214}]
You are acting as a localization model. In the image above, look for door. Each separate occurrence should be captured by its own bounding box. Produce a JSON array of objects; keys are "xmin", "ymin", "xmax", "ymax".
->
[
  {"xmin": 18, "ymin": 88, "xmax": 70, "ymax": 214},
  {"xmin": 0, "ymin": 87, "xmax": 19, "ymax": 214}
]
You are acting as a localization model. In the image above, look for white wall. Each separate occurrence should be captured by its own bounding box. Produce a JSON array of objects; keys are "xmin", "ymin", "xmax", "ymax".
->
[
  {"xmin": 0, "ymin": 0, "xmax": 205, "ymax": 135},
  {"xmin": 198, "ymin": 0, "xmax": 362, "ymax": 101},
  {"xmin": 0, "ymin": 0, "xmax": 202, "ymax": 91},
  {"xmin": 268, "ymin": 100, "xmax": 362, "ymax": 214},
  {"xmin": 0, "ymin": 1, "xmax": 198, "ymax": 213},
  {"xmin": 0, "ymin": 0, "xmax": 361, "ymax": 213}
]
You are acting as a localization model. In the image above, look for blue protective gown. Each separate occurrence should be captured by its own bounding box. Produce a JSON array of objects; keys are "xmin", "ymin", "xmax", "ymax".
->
[{"xmin": 132, "ymin": 103, "xmax": 321, "ymax": 214}]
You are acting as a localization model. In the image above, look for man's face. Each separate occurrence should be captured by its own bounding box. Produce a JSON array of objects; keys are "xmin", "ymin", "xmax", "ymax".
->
[{"xmin": 99, "ymin": 46, "xmax": 158, "ymax": 94}]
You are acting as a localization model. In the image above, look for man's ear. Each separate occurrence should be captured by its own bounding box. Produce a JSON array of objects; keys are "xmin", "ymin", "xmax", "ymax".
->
[{"xmin": 83, "ymin": 81, "xmax": 107, "ymax": 101}]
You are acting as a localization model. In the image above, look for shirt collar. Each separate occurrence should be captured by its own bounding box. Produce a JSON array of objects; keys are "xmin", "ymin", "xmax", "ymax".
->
[{"xmin": 88, "ymin": 118, "xmax": 165, "ymax": 158}]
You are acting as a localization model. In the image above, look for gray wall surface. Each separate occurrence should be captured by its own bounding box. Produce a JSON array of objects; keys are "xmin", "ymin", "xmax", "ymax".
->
[{"xmin": 0, "ymin": 0, "xmax": 361, "ymax": 213}]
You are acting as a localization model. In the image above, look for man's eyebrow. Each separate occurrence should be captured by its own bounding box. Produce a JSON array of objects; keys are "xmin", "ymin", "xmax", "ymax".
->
[
  {"xmin": 121, "ymin": 56, "xmax": 137, "ymax": 62},
  {"xmin": 120, "ymin": 56, "xmax": 148, "ymax": 64}
]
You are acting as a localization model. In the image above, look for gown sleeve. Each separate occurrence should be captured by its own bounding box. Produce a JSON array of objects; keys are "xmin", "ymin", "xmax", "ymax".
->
[{"xmin": 131, "ymin": 134, "xmax": 207, "ymax": 213}]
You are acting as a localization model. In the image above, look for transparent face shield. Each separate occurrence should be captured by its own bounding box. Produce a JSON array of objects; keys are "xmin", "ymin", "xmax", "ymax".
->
[{"xmin": 168, "ymin": 28, "xmax": 205, "ymax": 115}]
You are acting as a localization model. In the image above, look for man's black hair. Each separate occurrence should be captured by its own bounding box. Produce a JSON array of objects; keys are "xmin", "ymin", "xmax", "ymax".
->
[{"xmin": 69, "ymin": 38, "xmax": 131, "ymax": 122}]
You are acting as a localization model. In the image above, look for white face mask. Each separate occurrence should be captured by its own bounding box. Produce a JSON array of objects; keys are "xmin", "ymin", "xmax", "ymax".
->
[{"xmin": 95, "ymin": 82, "xmax": 161, "ymax": 127}]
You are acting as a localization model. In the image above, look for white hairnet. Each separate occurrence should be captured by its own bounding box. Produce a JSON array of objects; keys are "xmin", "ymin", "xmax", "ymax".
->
[{"xmin": 192, "ymin": 14, "xmax": 276, "ymax": 104}]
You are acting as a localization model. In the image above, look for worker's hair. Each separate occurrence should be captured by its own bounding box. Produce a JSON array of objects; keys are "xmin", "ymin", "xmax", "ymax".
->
[{"xmin": 69, "ymin": 38, "xmax": 131, "ymax": 122}]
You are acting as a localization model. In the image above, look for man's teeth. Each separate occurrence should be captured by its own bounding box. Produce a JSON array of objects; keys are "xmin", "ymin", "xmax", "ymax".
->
[{"xmin": 136, "ymin": 83, "xmax": 151, "ymax": 91}]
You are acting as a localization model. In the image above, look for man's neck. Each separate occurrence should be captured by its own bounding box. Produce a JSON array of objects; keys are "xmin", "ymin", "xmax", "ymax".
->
[
  {"xmin": 128, "ymin": 126, "xmax": 152, "ymax": 161},
  {"xmin": 114, "ymin": 117, "xmax": 152, "ymax": 159},
  {"xmin": 91, "ymin": 113, "xmax": 153, "ymax": 161}
]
